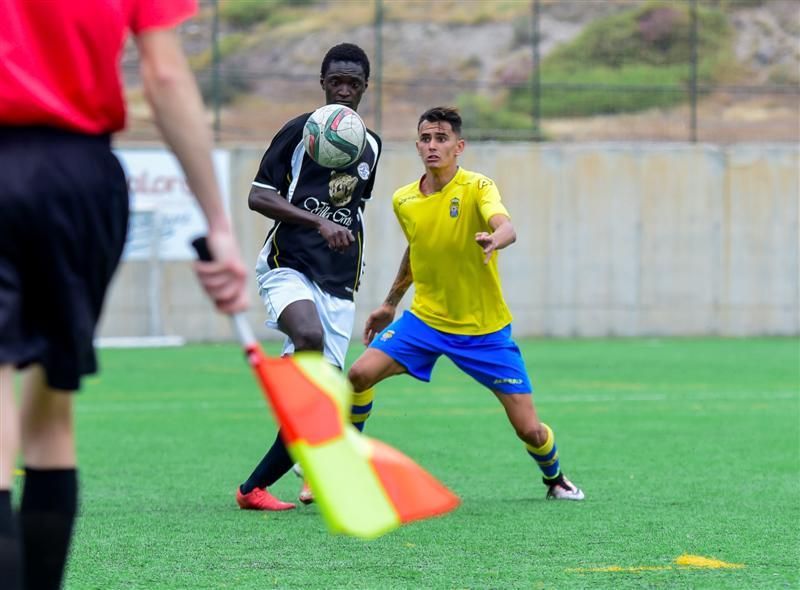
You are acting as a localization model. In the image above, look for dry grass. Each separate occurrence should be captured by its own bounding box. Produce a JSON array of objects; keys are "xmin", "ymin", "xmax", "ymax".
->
[
  {"xmin": 544, "ymin": 92, "xmax": 800, "ymax": 143},
  {"xmin": 116, "ymin": 88, "xmax": 799, "ymax": 145},
  {"xmin": 116, "ymin": 1, "xmax": 798, "ymax": 145}
]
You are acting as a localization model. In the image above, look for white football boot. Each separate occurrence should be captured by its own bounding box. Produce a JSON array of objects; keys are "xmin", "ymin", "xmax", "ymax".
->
[{"xmin": 544, "ymin": 474, "xmax": 585, "ymax": 501}]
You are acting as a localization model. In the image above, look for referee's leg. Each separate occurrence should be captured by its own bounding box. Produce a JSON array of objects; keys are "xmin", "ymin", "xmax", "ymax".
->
[
  {"xmin": 0, "ymin": 364, "xmax": 22, "ymax": 589},
  {"xmin": 19, "ymin": 367, "xmax": 78, "ymax": 590}
]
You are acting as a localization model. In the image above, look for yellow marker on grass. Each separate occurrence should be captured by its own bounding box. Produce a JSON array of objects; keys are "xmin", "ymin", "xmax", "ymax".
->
[{"xmin": 567, "ymin": 554, "xmax": 744, "ymax": 573}]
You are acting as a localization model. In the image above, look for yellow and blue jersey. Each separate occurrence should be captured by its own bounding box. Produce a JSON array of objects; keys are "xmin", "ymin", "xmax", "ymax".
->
[{"xmin": 392, "ymin": 167, "xmax": 512, "ymax": 335}]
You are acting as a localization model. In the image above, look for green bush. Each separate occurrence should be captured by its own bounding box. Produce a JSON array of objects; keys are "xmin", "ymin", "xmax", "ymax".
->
[
  {"xmin": 508, "ymin": 57, "xmax": 723, "ymax": 117},
  {"xmin": 189, "ymin": 32, "xmax": 246, "ymax": 70},
  {"xmin": 456, "ymin": 94, "xmax": 535, "ymax": 139},
  {"xmin": 707, "ymin": 0, "xmax": 769, "ymax": 7},
  {"xmin": 198, "ymin": 69, "xmax": 252, "ymax": 106},
  {"xmin": 547, "ymin": 1, "xmax": 729, "ymax": 68},
  {"xmin": 219, "ymin": 0, "xmax": 315, "ymax": 28},
  {"xmin": 219, "ymin": 0, "xmax": 276, "ymax": 27},
  {"xmin": 496, "ymin": 1, "xmax": 733, "ymax": 121}
]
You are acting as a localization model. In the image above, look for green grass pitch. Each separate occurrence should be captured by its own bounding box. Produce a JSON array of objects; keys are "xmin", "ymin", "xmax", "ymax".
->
[{"xmin": 34, "ymin": 338, "xmax": 798, "ymax": 588}]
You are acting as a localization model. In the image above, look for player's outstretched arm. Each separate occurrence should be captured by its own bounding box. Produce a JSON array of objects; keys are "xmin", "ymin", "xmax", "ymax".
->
[
  {"xmin": 136, "ymin": 28, "xmax": 248, "ymax": 313},
  {"xmin": 363, "ymin": 248, "xmax": 413, "ymax": 344},
  {"xmin": 475, "ymin": 214, "xmax": 516, "ymax": 264}
]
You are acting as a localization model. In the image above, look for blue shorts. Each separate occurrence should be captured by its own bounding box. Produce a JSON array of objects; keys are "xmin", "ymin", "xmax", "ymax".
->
[{"xmin": 370, "ymin": 311, "xmax": 532, "ymax": 394}]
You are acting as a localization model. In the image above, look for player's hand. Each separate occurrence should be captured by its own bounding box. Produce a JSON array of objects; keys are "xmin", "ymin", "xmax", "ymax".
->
[
  {"xmin": 194, "ymin": 229, "xmax": 250, "ymax": 314},
  {"xmin": 363, "ymin": 303, "xmax": 396, "ymax": 345},
  {"xmin": 317, "ymin": 218, "xmax": 354, "ymax": 253},
  {"xmin": 475, "ymin": 231, "xmax": 498, "ymax": 264}
]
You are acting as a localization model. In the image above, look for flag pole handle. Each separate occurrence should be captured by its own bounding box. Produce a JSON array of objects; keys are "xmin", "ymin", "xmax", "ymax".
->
[{"xmin": 191, "ymin": 236, "xmax": 257, "ymax": 348}]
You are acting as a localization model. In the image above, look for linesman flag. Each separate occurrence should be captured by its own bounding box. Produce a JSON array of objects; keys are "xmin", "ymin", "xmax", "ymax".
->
[
  {"xmin": 191, "ymin": 236, "xmax": 459, "ymax": 538},
  {"xmin": 250, "ymin": 351, "xmax": 461, "ymax": 539}
]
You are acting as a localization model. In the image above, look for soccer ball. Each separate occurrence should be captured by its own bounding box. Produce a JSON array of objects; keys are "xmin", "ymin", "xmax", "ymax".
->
[{"xmin": 303, "ymin": 104, "xmax": 367, "ymax": 169}]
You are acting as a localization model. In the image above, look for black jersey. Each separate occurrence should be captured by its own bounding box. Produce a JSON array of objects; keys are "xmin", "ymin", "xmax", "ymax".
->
[{"xmin": 252, "ymin": 112, "xmax": 382, "ymax": 300}]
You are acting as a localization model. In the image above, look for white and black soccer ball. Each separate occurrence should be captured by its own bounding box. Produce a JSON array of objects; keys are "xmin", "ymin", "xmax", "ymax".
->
[{"xmin": 302, "ymin": 104, "xmax": 367, "ymax": 169}]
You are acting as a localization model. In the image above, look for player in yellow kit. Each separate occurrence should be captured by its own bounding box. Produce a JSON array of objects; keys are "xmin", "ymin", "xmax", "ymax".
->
[{"xmin": 347, "ymin": 106, "xmax": 584, "ymax": 500}]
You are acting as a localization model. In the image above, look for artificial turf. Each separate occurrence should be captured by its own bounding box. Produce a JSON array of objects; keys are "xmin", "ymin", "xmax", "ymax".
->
[{"xmin": 30, "ymin": 337, "xmax": 798, "ymax": 589}]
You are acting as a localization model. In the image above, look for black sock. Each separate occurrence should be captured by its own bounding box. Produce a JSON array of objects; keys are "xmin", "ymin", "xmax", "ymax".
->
[
  {"xmin": 20, "ymin": 468, "xmax": 78, "ymax": 590},
  {"xmin": 0, "ymin": 490, "xmax": 22, "ymax": 590},
  {"xmin": 240, "ymin": 431, "xmax": 294, "ymax": 494}
]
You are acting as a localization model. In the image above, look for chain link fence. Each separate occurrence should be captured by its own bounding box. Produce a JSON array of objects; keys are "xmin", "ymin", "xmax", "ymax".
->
[{"xmin": 120, "ymin": 0, "xmax": 799, "ymax": 144}]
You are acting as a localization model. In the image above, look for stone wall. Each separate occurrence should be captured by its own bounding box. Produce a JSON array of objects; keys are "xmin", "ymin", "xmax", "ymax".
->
[{"xmin": 98, "ymin": 143, "xmax": 799, "ymax": 341}]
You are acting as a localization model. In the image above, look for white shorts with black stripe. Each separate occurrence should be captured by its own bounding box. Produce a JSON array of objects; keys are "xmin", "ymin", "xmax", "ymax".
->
[{"xmin": 256, "ymin": 267, "xmax": 354, "ymax": 368}]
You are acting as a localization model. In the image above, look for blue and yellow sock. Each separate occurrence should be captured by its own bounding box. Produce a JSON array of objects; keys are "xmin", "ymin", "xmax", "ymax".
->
[
  {"xmin": 525, "ymin": 423, "xmax": 561, "ymax": 481},
  {"xmin": 350, "ymin": 387, "xmax": 374, "ymax": 432}
]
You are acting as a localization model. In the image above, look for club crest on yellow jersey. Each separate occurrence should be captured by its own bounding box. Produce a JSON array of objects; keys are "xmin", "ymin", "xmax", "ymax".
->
[{"xmin": 449, "ymin": 197, "xmax": 460, "ymax": 218}]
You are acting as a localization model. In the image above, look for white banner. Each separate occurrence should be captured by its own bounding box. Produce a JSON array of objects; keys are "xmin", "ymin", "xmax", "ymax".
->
[{"xmin": 115, "ymin": 149, "xmax": 231, "ymax": 261}]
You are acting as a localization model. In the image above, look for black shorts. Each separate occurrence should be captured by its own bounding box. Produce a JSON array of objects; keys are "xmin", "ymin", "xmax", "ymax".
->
[{"xmin": 0, "ymin": 127, "xmax": 129, "ymax": 391}]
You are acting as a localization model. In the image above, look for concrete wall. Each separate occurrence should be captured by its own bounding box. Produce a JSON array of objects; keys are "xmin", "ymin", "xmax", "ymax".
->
[{"xmin": 98, "ymin": 143, "xmax": 800, "ymax": 341}]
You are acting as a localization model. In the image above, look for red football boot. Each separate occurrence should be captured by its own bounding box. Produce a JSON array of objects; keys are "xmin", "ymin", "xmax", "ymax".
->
[{"xmin": 236, "ymin": 487, "xmax": 295, "ymax": 511}]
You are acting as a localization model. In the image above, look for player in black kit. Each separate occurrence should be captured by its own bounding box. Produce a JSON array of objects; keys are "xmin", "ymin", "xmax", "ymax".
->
[{"xmin": 236, "ymin": 43, "xmax": 382, "ymax": 511}]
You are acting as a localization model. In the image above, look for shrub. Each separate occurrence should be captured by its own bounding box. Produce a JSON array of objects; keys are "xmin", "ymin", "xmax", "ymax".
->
[
  {"xmin": 198, "ymin": 69, "xmax": 252, "ymax": 106},
  {"xmin": 219, "ymin": 0, "xmax": 277, "ymax": 27},
  {"xmin": 456, "ymin": 93, "xmax": 535, "ymax": 139},
  {"xmin": 546, "ymin": 1, "xmax": 729, "ymax": 69},
  {"xmin": 218, "ymin": 0, "xmax": 315, "ymax": 28},
  {"xmin": 499, "ymin": 1, "xmax": 733, "ymax": 120}
]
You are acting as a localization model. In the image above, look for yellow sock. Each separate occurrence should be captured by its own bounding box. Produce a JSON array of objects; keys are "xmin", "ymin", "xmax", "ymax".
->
[
  {"xmin": 525, "ymin": 423, "xmax": 561, "ymax": 480},
  {"xmin": 350, "ymin": 387, "xmax": 374, "ymax": 432}
]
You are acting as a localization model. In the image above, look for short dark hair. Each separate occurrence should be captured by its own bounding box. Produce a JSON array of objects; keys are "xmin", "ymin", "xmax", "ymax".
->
[
  {"xmin": 321, "ymin": 43, "xmax": 370, "ymax": 80},
  {"xmin": 418, "ymin": 106, "xmax": 462, "ymax": 135}
]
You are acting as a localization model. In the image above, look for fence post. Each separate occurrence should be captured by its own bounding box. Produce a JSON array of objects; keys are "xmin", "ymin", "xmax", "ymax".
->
[
  {"xmin": 531, "ymin": 0, "xmax": 542, "ymax": 141},
  {"xmin": 689, "ymin": 0, "xmax": 698, "ymax": 143},
  {"xmin": 211, "ymin": 0, "xmax": 221, "ymax": 142},
  {"xmin": 374, "ymin": 0, "xmax": 384, "ymax": 136}
]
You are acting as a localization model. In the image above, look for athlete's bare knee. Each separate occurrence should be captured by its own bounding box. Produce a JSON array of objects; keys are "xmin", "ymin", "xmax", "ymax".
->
[
  {"xmin": 347, "ymin": 363, "xmax": 373, "ymax": 393},
  {"xmin": 20, "ymin": 379, "xmax": 76, "ymax": 467},
  {"xmin": 291, "ymin": 326, "xmax": 325, "ymax": 352},
  {"xmin": 515, "ymin": 422, "xmax": 547, "ymax": 448}
]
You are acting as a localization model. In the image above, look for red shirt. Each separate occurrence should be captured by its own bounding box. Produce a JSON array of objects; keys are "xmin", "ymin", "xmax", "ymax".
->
[{"xmin": 0, "ymin": 0, "xmax": 196, "ymax": 134}]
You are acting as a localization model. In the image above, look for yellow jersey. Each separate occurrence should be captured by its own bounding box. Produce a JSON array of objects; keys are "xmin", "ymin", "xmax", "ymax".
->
[{"xmin": 392, "ymin": 167, "xmax": 513, "ymax": 335}]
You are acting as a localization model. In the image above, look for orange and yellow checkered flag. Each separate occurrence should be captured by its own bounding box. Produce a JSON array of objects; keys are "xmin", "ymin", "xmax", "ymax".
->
[{"xmin": 248, "ymin": 350, "xmax": 460, "ymax": 539}]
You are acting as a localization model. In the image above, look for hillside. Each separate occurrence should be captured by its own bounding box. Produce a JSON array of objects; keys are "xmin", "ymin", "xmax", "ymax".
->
[{"xmin": 120, "ymin": 0, "xmax": 799, "ymax": 144}]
